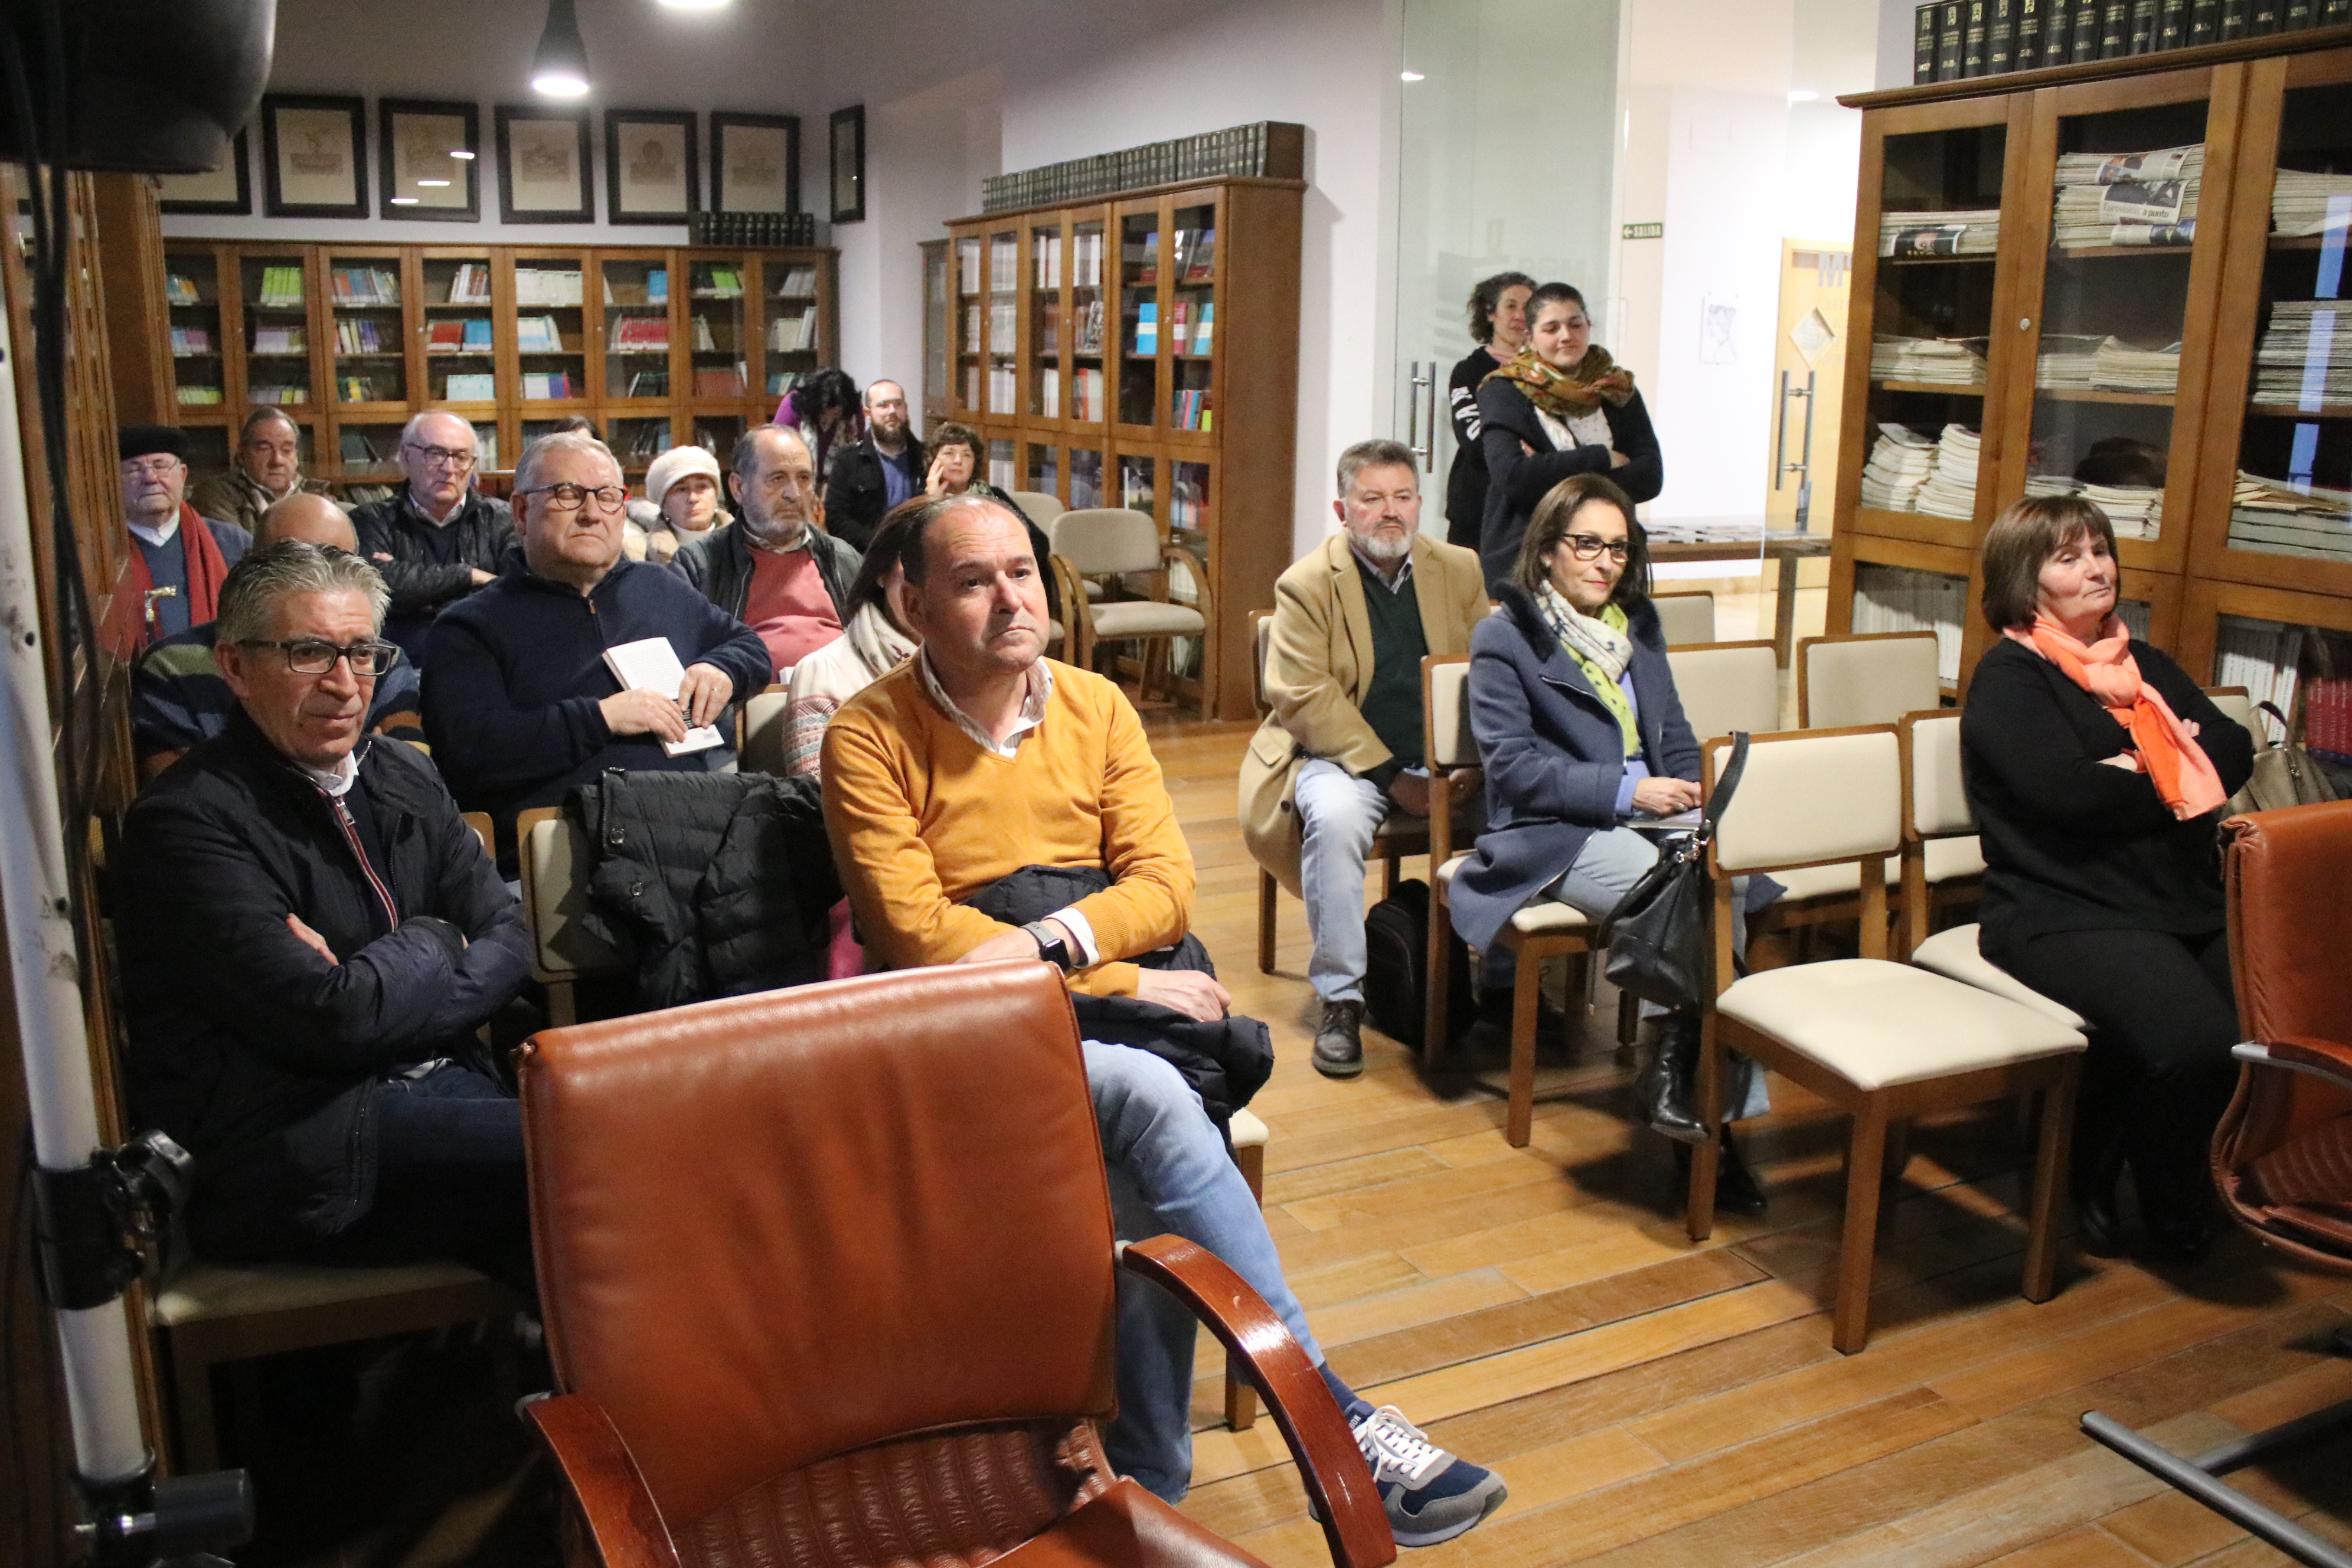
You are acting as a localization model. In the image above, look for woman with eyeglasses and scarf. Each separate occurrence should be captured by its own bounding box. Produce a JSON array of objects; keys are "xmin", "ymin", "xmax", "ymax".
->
[
  {"xmin": 1474, "ymin": 282, "xmax": 1662, "ymax": 593},
  {"xmin": 1449, "ymin": 473, "xmax": 1779, "ymax": 1214}
]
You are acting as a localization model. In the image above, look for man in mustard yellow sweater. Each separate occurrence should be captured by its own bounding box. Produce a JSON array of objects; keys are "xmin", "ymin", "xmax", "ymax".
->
[{"xmin": 823, "ymin": 494, "xmax": 1505, "ymax": 1541}]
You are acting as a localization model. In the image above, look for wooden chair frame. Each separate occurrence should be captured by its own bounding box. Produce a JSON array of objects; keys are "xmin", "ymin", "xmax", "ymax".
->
[
  {"xmin": 1052, "ymin": 533, "xmax": 1216, "ymax": 718},
  {"xmin": 1796, "ymin": 629, "xmax": 1942, "ymax": 729},
  {"xmin": 1896, "ymin": 708, "xmax": 1985, "ymax": 960},
  {"xmin": 1687, "ymin": 726, "xmax": 2078, "ymax": 1354},
  {"xmin": 515, "ymin": 804, "xmax": 626, "ymax": 1027}
]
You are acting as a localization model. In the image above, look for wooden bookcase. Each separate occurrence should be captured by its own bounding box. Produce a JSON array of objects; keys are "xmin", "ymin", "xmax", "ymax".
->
[
  {"xmin": 145, "ymin": 239, "xmax": 838, "ymax": 487},
  {"xmin": 945, "ymin": 175, "xmax": 1304, "ymax": 721},
  {"xmin": 1829, "ymin": 25, "xmax": 2352, "ymax": 721}
]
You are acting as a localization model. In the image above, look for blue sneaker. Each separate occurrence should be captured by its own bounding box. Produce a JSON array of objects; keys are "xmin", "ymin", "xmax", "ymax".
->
[{"xmin": 1344, "ymin": 1401, "xmax": 1507, "ymax": 1547}]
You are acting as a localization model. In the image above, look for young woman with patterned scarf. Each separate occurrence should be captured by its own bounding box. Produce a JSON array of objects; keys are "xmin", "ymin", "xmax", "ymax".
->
[
  {"xmin": 1449, "ymin": 473, "xmax": 1782, "ymax": 1216},
  {"xmin": 1473, "ymin": 281, "xmax": 1663, "ymax": 593}
]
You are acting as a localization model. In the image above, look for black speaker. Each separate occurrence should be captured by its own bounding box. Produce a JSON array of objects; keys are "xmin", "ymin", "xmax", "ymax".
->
[{"xmin": 0, "ymin": 0, "xmax": 275, "ymax": 174}]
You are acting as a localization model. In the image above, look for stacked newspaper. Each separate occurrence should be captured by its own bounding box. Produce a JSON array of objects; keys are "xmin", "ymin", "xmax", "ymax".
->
[
  {"xmin": 1870, "ymin": 335, "xmax": 1987, "ymax": 386},
  {"xmin": 2253, "ymin": 300, "xmax": 2352, "ymax": 411},
  {"xmin": 2271, "ymin": 171, "xmax": 2352, "ymax": 239},
  {"xmin": 1915, "ymin": 425, "xmax": 1982, "ymax": 520},
  {"xmin": 1852, "ymin": 564, "xmax": 1965, "ymax": 684},
  {"xmin": 2026, "ymin": 473, "xmax": 2083, "ymax": 497},
  {"xmin": 2035, "ymin": 335, "xmax": 2103, "ymax": 391},
  {"xmin": 2053, "ymin": 145, "xmax": 2202, "ymax": 249},
  {"xmin": 1879, "ymin": 209, "xmax": 2001, "ymax": 258},
  {"xmin": 2083, "ymin": 482, "xmax": 2163, "ymax": 541},
  {"xmin": 2229, "ymin": 471, "xmax": 2352, "ymax": 563},
  {"xmin": 2091, "ymin": 338, "xmax": 2181, "ymax": 396},
  {"xmin": 1860, "ymin": 424, "xmax": 1939, "ymax": 512}
]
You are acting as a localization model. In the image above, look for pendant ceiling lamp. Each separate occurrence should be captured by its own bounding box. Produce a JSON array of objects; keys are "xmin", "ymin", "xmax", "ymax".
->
[{"xmin": 531, "ymin": 0, "xmax": 591, "ymax": 98}]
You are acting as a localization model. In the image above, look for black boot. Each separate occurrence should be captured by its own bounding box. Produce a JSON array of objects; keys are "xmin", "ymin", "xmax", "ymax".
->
[
  {"xmin": 2070, "ymin": 1115, "xmax": 2128, "ymax": 1259},
  {"xmin": 1635, "ymin": 1014, "xmax": 1707, "ymax": 1146},
  {"xmin": 1313, "ymin": 999, "xmax": 1366, "ymax": 1079}
]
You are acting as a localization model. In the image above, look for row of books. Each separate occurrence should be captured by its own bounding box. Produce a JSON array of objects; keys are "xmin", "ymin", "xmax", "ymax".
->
[
  {"xmin": 1879, "ymin": 209, "xmax": 2001, "ymax": 257},
  {"xmin": 980, "ymin": 121, "xmax": 1298, "ymax": 214},
  {"xmin": 522, "ymin": 370, "xmax": 576, "ymax": 400},
  {"xmin": 984, "ymin": 364, "xmax": 1020, "ymax": 413},
  {"xmin": 516, "ymin": 315, "xmax": 569, "ymax": 354},
  {"xmin": 515, "ymin": 268, "xmax": 585, "ymax": 306},
  {"xmin": 2254, "ymin": 299, "xmax": 2352, "ymax": 409},
  {"xmin": 1914, "ymin": 0, "xmax": 2352, "ymax": 85},
  {"xmin": 329, "ymin": 267, "xmax": 400, "ymax": 306},
  {"xmin": 438, "ymin": 263, "xmax": 495, "ymax": 305},
  {"xmin": 1032, "ymin": 298, "xmax": 1109, "ymax": 357},
  {"xmin": 693, "ymin": 365, "xmax": 748, "ymax": 397},
  {"xmin": 427, "ymin": 318, "xmax": 496, "ymax": 353},
  {"xmin": 1036, "ymin": 367, "xmax": 1108, "ymax": 421},
  {"xmin": 2216, "ymin": 615, "xmax": 2314, "ymax": 742},
  {"xmin": 688, "ymin": 211, "xmax": 816, "ymax": 248},
  {"xmin": 1851, "ymin": 563, "xmax": 1967, "ymax": 682},
  {"xmin": 690, "ymin": 316, "xmax": 734, "ymax": 352},
  {"xmin": 251, "ymin": 266, "xmax": 305, "ymax": 308},
  {"xmin": 691, "ymin": 265, "xmax": 746, "ymax": 299},
  {"xmin": 2230, "ymin": 471, "xmax": 2352, "ymax": 561},
  {"xmin": 333, "ymin": 376, "xmax": 390, "ymax": 403},
  {"xmin": 611, "ymin": 422, "xmax": 673, "ymax": 460},
  {"xmin": 443, "ymin": 373, "xmax": 498, "ymax": 400},
  {"xmin": 610, "ymin": 316, "xmax": 671, "ymax": 353},
  {"xmin": 1135, "ymin": 300, "xmax": 1217, "ymax": 358},
  {"xmin": 1129, "ymin": 228, "xmax": 1217, "ymax": 286},
  {"xmin": 169, "ymin": 326, "xmax": 213, "ymax": 356},
  {"xmin": 1028, "ymin": 235, "xmax": 1107, "ymax": 291},
  {"xmin": 251, "ymin": 326, "xmax": 305, "ymax": 355},
  {"xmin": 175, "ymin": 386, "xmax": 223, "ymax": 405},
  {"xmin": 334, "ymin": 318, "xmax": 393, "ymax": 355},
  {"xmin": 772, "ymin": 264, "xmax": 820, "ymax": 298},
  {"xmin": 2035, "ymin": 333, "xmax": 2183, "ymax": 393},
  {"xmin": 1871, "ymin": 334, "xmax": 1987, "ymax": 386},
  {"xmin": 1170, "ymin": 389, "xmax": 1213, "ymax": 432},
  {"xmin": 605, "ymin": 270, "xmax": 669, "ymax": 308},
  {"xmin": 629, "ymin": 371, "xmax": 671, "ymax": 397},
  {"xmin": 249, "ymin": 382, "xmax": 305, "ymax": 404},
  {"xmin": 2054, "ymin": 144, "xmax": 2201, "ymax": 249},
  {"xmin": 165, "ymin": 272, "xmax": 205, "ymax": 306},
  {"xmin": 768, "ymin": 306, "xmax": 819, "ymax": 352}
]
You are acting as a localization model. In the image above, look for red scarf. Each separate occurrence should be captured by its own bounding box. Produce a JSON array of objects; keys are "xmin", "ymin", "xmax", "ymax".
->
[
  {"xmin": 103, "ymin": 503, "xmax": 232, "ymax": 661},
  {"xmin": 2005, "ymin": 613, "xmax": 2227, "ymax": 821}
]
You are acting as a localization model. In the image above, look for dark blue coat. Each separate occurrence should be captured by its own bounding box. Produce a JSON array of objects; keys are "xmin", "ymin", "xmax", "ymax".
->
[
  {"xmin": 421, "ymin": 555, "xmax": 773, "ymax": 861},
  {"xmin": 1449, "ymin": 585, "xmax": 1700, "ymax": 956}
]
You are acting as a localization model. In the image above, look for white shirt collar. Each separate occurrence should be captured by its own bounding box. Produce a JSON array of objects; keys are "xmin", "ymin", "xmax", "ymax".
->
[
  {"xmin": 917, "ymin": 650, "xmax": 1053, "ymax": 760},
  {"xmin": 128, "ymin": 513, "xmax": 181, "ymax": 549},
  {"xmin": 302, "ymin": 749, "xmax": 360, "ymax": 798},
  {"xmin": 1350, "ymin": 541, "xmax": 1416, "ymax": 593},
  {"xmin": 410, "ymin": 488, "xmax": 467, "ymax": 526},
  {"xmin": 749, "ymin": 521, "xmax": 814, "ymax": 554}
]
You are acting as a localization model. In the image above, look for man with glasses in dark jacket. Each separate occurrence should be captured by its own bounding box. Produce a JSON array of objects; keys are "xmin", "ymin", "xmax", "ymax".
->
[
  {"xmin": 423, "ymin": 430, "xmax": 772, "ymax": 868},
  {"xmin": 351, "ymin": 410, "xmax": 515, "ymax": 658},
  {"xmin": 118, "ymin": 542, "xmax": 536, "ymax": 1291}
]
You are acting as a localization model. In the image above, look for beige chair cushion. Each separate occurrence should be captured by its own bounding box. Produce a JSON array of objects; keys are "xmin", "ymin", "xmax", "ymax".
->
[
  {"xmin": 1007, "ymin": 490, "xmax": 1068, "ymax": 533},
  {"xmin": 1228, "ymin": 1108, "xmax": 1269, "ymax": 1151},
  {"xmin": 1910, "ymin": 712, "xmax": 1971, "ymax": 837},
  {"xmin": 1051, "ymin": 508, "xmax": 1161, "ymax": 576},
  {"xmin": 1920, "ymin": 834, "xmax": 1984, "ymax": 883},
  {"xmin": 1667, "ymin": 643, "xmax": 1780, "ymax": 746},
  {"xmin": 1433, "ymin": 851, "xmax": 1587, "ymax": 932},
  {"xmin": 1719, "ymin": 958, "xmax": 2084, "ymax": 1090},
  {"xmin": 152, "ymin": 1259, "xmax": 495, "ymax": 1327},
  {"xmin": 739, "ymin": 690, "xmax": 792, "ymax": 776},
  {"xmin": 1909, "ymin": 923, "xmax": 2088, "ymax": 1028},
  {"xmin": 1652, "ymin": 592, "xmax": 1716, "ymax": 647},
  {"xmin": 2207, "ymin": 688, "xmax": 2258, "ymax": 743},
  {"xmin": 526, "ymin": 816, "xmax": 625, "ymax": 978},
  {"xmin": 1805, "ymin": 635, "xmax": 1941, "ymax": 729},
  {"xmin": 1427, "ymin": 660, "xmax": 1475, "ymax": 768},
  {"xmin": 1716, "ymin": 730, "xmax": 1903, "ymax": 875},
  {"xmin": 1087, "ymin": 600, "xmax": 1205, "ymax": 639}
]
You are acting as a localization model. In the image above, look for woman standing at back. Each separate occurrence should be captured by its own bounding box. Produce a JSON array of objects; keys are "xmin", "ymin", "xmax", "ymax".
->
[
  {"xmin": 1444, "ymin": 271, "xmax": 1535, "ymax": 550},
  {"xmin": 1476, "ymin": 282, "xmax": 1662, "ymax": 592}
]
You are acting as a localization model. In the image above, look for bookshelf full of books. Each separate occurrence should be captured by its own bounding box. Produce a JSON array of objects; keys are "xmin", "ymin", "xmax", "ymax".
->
[
  {"xmin": 1912, "ymin": 0, "xmax": 2351, "ymax": 86},
  {"xmin": 144, "ymin": 241, "xmax": 836, "ymax": 486},
  {"xmin": 1832, "ymin": 28, "xmax": 2352, "ymax": 731},
  {"xmin": 946, "ymin": 173, "xmax": 1302, "ymax": 719}
]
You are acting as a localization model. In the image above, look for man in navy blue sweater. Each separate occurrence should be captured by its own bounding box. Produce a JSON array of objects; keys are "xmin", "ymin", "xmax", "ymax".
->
[{"xmin": 422, "ymin": 431, "xmax": 772, "ymax": 867}]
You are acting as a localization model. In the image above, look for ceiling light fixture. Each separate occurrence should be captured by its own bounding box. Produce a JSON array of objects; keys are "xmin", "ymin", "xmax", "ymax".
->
[
  {"xmin": 417, "ymin": 178, "xmax": 452, "ymax": 187},
  {"xmin": 389, "ymin": 196, "xmax": 420, "ymax": 205},
  {"xmin": 1400, "ymin": 70, "xmax": 1425, "ymax": 81},
  {"xmin": 531, "ymin": 0, "xmax": 592, "ymax": 98},
  {"xmin": 1788, "ymin": 88, "xmax": 1821, "ymax": 102},
  {"xmin": 655, "ymin": 0, "xmax": 730, "ymax": 8},
  {"xmin": 450, "ymin": 149, "xmax": 477, "ymax": 160}
]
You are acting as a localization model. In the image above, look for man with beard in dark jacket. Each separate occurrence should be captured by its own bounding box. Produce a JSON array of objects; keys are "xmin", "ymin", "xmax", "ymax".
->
[
  {"xmin": 119, "ymin": 542, "xmax": 535, "ymax": 1291},
  {"xmin": 423, "ymin": 430, "xmax": 772, "ymax": 868},
  {"xmin": 349, "ymin": 410, "xmax": 515, "ymax": 658}
]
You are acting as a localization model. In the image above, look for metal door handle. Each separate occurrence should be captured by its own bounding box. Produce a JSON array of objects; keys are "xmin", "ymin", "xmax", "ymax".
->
[{"xmin": 1407, "ymin": 361, "xmax": 1434, "ymax": 469}]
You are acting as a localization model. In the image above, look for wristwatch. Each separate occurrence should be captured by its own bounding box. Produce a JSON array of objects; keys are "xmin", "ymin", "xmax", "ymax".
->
[{"xmin": 1023, "ymin": 920, "xmax": 1076, "ymax": 972}]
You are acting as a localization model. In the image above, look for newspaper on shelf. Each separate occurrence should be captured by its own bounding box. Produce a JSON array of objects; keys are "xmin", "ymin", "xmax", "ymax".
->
[
  {"xmin": 1851, "ymin": 563, "xmax": 1966, "ymax": 683},
  {"xmin": 2024, "ymin": 474, "xmax": 2083, "ymax": 496},
  {"xmin": 2253, "ymin": 300, "xmax": 2352, "ymax": 411},
  {"xmin": 2034, "ymin": 334, "xmax": 2104, "ymax": 391},
  {"xmin": 2082, "ymin": 482, "xmax": 2163, "ymax": 541},
  {"xmin": 2227, "ymin": 471, "xmax": 2352, "ymax": 563},
  {"xmin": 2053, "ymin": 144, "xmax": 2203, "ymax": 249},
  {"xmin": 1878, "ymin": 208, "xmax": 2001, "ymax": 258},
  {"xmin": 1914, "ymin": 424, "xmax": 1981, "ymax": 521},
  {"xmin": 2089, "ymin": 338, "xmax": 2181, "ymax": 396},
  {"xmin": 2270, "ymin": 172, "xmax": 2352, "ymax": 239},
  {"xmin": 1870, "ymin": 335, "xmax": 1987, "ymax": 386},
  {"xmin": 1859, "ymin": 423, "xmax": 1939, "ymax": 512}
]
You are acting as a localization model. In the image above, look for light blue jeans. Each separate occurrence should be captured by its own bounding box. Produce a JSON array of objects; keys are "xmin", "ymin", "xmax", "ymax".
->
[
  {"xmin": 1087, "ymin": 1040, "xmax": 1323, "ymax": 1502},
  {"xmin": 1293, "ymin": 756, "xmax": 1401, "ymax": 1004}
]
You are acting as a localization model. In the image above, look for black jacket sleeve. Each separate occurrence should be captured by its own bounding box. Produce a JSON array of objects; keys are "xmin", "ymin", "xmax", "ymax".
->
[
  {"xmin": 1604, "ymin": 391, "xmax": 1665, "ymax": 505},
  {"xmin": 1479, "ymin": 380, "xmax": 1611, "ymax": 512},
  {"xmin": 421, "ymin": 614, "xmax": 615, "ymax": 796},
  {"xmin": 1448, "ymin": 351, "xmax": 1491, "ymax": 452},
  {"xmin": 356, "ymin": 518, "xmax": 479, "ymax": 618},
  {"xmin": 822, "ymin": 445, "xmax": 876, "ymax": 552}
]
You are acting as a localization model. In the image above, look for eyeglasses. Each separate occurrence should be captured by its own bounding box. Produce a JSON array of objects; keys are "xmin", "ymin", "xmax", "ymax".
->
[
  {"xmin": 401, "ymin": 442, "xmax": 478, "ymax": 470},
  {"xmin": 120, "ymin": 456, "xmax": 182, "ymax": 480},
  {"xmin": 520, "ymin": 482, "xmax": 629, "ymax": 514},
  {"xmin": 1560, "ymin": 533, "xmax": 1631, "ymax": 564},
  {"xmin": 237, "ymin": 638, "xmax": 401, "ymax": 675}
]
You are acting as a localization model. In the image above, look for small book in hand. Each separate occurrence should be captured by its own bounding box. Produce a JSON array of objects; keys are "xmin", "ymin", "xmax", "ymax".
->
[{"xmin": 601, "ymin": 636, "xmax": 724, "ymax": 757}]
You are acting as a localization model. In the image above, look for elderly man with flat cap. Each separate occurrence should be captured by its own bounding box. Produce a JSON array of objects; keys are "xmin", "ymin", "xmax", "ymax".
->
[{"xmin": 106, "ymin": 424, "xmax": 253, "ymax": 659}]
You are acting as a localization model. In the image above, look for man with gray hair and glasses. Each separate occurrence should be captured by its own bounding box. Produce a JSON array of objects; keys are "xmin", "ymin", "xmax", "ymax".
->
[
  {"xmin": 351, "ymin": 409, "xmax": 515, "ymax": 656},
  {"xmin": 423, "ymin": 430, "xmax": 772, "ymax": 868},
  {"xmin": 117, "ymin": 541, "xmax": 537, "ymax": 1291}
]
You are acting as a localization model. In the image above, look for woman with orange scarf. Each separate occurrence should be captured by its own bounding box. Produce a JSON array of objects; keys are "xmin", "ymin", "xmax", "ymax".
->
[{"xmin": 1961, "ymin": 495, "xmax": 2253, "ymax": 1262}]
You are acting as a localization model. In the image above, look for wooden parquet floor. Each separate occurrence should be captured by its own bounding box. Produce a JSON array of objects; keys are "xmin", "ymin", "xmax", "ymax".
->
[{"xmin": 1145, "ymin": 717, "xmax": 2352, "ymax": 1568}]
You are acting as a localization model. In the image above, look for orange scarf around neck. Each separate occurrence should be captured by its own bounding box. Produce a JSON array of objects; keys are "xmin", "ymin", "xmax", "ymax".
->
[{"xmin": 2005, "ymin": 613, "xmax": 2227, "ymax": 821}]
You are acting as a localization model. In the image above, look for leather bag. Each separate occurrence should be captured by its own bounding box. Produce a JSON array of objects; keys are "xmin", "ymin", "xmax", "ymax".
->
[
  {"xmin": 1599, "ymin": 732, "xmax": 1750, "ymax": 1013},
  {"xmin": 2230, "ymin": 701, "xmax": 2340, "ymax": 816},
  {"xmin": 1361, "ymin": 878, "xmax": 1473, "ymax": 1049}
]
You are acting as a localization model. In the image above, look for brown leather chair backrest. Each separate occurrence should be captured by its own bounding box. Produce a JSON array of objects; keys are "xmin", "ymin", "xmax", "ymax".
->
[
  {"xmin": 518, "ymin": 962, "xmax": 1121, "ymax": 1536},
  {"xmin": 2217, "ymin": 802, "xmax": 2352, "ymax": 1268}
]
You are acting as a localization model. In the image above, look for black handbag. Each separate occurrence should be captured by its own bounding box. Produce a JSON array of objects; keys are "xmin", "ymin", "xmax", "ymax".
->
[
  {"xmin": 1361, "ymin": 878, "xmax": 1474, "ymax": 1049},
  {"xmin": 1599, "ymin": 732, "xmax": 1750, "ymax": 1014}
]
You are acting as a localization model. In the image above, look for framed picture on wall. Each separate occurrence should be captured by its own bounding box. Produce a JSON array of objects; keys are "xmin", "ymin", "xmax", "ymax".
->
[
  {"xmin": 158, "ymin": 128, "xmax": 251, "ymax": 215},
  {"xmin": 261, "ymin": 94, "xmax": 367, "ymax": 218},
  {"xmin": 711, "ymin": 112, "xmax": 798, "ymax": 215},
  {"xmin": 829, "ymin": 104, "xmax": 865, "ymax": 224},
  {"xmin": 379, "ymin": 99, "xmax": 480, "ymax": 221},
  {"xmin": 495, "ymin": 104, "xmax": 593, "ymax": 224},
  {"xmin": 606, "ymin": 109, "xmax": 698, "ymax": 224}
]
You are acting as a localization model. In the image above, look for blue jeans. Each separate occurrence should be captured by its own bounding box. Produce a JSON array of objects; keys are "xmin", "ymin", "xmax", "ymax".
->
[
  {"xmin": 1087, "ymin": 1041, "xmax": 1321, "ymax": 1502},
  {"xmin": 1294, "ymin": 757, "xmax": 1402, "ymax": 1004}
]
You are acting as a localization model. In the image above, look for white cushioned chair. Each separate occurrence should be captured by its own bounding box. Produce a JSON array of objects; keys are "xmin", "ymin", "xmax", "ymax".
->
[
  {"xmin": 1665, "ymin": 639, "xmax": 1781, "ymax": 747},
  {"xmin": 1051, "ymin": 508, "xmax": 1211, "ymax": 714},
  {"xmin": 1689, "ymin": 725, "xmax": 2088, "ymax": 1353},
  {"xmin": 737, "ymin": 682, "xmax": 792, "ymax": 776},
  {"xmin": 516, "ymin": 805, "xmax": 628, "ymax": 1026},
  {"xmin": 1798, "ymin": 630, "xmax": 1941, "ymax": 729},
  {"xmin": 1651, "ymin": 590, "xmax": 1717, "ymax": 647}
]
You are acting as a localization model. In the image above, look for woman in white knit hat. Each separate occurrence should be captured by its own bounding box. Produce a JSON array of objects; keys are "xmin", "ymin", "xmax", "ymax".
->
[{"xmin": 628, "ymin": 445, "xmax": 733, "ymax": 564}]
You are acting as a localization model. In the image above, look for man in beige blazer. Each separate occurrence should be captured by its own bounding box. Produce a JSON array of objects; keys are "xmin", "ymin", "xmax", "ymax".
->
[{"xmin": 1240, "ymin": 439, "xmax": 1488, "ymax": 1076}]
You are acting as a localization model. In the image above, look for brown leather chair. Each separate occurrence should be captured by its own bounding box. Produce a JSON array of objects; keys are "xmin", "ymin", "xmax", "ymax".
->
[
  {"xmin": 515, "ymin": 962, "xmax": 1394, "ymax": 1568},
  {"xmin": 2080, "ymin": 802, "xmax": 2352, "ymax": 1568}
]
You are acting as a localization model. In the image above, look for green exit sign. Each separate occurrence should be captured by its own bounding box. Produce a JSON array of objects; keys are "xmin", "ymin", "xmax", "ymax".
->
[{"xmin": 1622, "ymin": 222, "xmax": 1663, "ymax": 240}]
